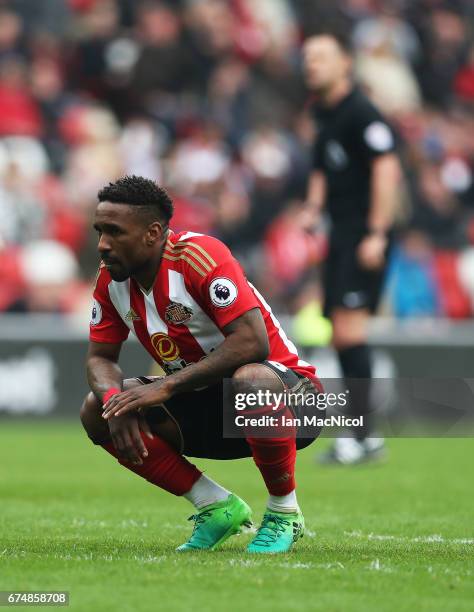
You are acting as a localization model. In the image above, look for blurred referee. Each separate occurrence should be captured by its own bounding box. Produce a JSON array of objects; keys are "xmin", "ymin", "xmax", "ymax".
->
[{"xmin": 303, "ymin": 32, "xmax": 401, "ymax": 464}]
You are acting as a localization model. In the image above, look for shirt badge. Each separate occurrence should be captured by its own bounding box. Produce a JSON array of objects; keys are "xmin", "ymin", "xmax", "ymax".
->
[
  {"xmin": 165, "ymin": 301, "xmax": 193, "ymax": 325},
  {"xmin": 209, "ymin": 277, "xmax": 238, "ymax": 308},
  {"xmin": 90, "ymin": 299, "xmax": 102, "ymax": 326},
  {"xmin": 125, "ymin": 308, "xmax": 141, "ymax": 321}
]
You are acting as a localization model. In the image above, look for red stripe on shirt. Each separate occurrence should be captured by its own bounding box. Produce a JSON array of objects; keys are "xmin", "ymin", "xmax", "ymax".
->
[
  {"xmin": 129, "ymin": 281, "xmax": 156, "ymax": 361},
  {"xmin": 153, "ymin": 267, "xmax": 206, "ymax": 361}
]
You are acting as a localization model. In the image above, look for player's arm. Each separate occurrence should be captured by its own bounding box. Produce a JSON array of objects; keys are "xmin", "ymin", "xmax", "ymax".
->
[
  {"xmin": 86, "ymin": 340, "xmax": 124, "ymax": 403},
  {"xmin": 358, "ymin": 153, "xmax": 401, "ymax": 270},
  {"xmin": 87, "ymin": 267, "xmax": 151, "ymax": 462},
  {"xmin": 368, "ymin": 153, "xmax": 400, "ymax": 236},
  {"xmin": 355, "ymin": 107, "xmax": 401, "ymax": 270},
  {"xmin": 86, "ymin": 340, "xmax": 152, "ymax": 464},
  {"xmin": 146, "ymin": 308, "xmax": 269, "ymax": 393},
  {"xmin": 304, "ymin": 126, "xmax": 326, "ymax": 230},
  {"xmin": 303, "ymin": 169, "xmax": 326, "ymax": 229},
  {"xmin": 88, "ymin": 265, "xmax": 131, "ymax": 400},
  {"xmin": 102, "ymin": 308, "xmax": 269, "ymax": 419}
]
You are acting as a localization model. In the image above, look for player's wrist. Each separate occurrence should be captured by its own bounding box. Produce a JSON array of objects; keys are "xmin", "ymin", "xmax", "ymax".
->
[
  {"xmin": 102, "ymin": 387, "xmax": 121, "ymax": 405},
  {"xmin": 153, "ymin": 377, "xmax": 177, "ymax": 399},
  {"xmin": 367, "ymin": 229, "xmax": 388, "ymax": 243},
  {"xmin": 367, "ymin": 228, "xmax": 387, "ymax": 237}
]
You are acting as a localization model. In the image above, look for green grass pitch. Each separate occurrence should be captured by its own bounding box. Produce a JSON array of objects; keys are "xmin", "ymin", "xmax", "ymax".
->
[{"xmin": 0, "ymin": 421, "xmax": 473, "ymax": 611}]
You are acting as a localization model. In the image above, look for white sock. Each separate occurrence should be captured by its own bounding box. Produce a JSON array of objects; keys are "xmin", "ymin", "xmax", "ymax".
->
[
  {"xmin": 183, "ymin": 474, "xmax": 231, "ymax": 510},
  {"xmin": 267, "ymin": 490, "xmax": 298, "ymax": 513}
]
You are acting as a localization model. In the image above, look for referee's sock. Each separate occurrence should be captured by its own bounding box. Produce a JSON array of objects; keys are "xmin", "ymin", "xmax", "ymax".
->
[{"xmin": 337, "ymin": 344, "xmax": 373, "ymax": 441}]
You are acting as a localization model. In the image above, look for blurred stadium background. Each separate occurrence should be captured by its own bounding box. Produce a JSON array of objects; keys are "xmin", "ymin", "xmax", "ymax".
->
[{"xmin": 0, "ymin": 0, "xmax": 473, "ymax": 412}]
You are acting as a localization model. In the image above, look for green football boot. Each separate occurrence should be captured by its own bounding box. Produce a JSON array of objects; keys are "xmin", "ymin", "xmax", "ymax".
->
[
  {"xmin": 176, "ymin": 494, "xmax": 252, "ymax": 552},
  {"xmin": 247, "ymin": 509, "xmax": 305, "ymax": 553}
]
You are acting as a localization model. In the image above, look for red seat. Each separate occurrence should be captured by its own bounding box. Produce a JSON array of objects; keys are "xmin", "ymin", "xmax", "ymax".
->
[{"xmin": 433, "ymin": 251, "xmax": 471, "ymax": 319}]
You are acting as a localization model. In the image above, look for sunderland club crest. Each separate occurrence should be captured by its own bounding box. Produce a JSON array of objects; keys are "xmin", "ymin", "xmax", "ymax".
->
[{"xmin": 165, "ymin": 301, "xmax": 193, "ymax": 325}]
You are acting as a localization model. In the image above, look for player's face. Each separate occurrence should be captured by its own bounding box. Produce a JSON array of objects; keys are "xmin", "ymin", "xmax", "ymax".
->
[
  {"xmin": 303, "ymin": 36, "xmax": 351, "ymax": 93},
  {"xmin": 93, "ymin": 202, "xmax": 160, "ymax": 282}
]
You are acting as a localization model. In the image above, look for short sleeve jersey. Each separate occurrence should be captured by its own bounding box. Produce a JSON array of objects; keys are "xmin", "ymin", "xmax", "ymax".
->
[
  {"xmin": 311, "ymin": 87, "xmax": 396, "ymax": 231},
  {"xmin": 90, "ymin": 231, "xmax": 315, "ymax": 379}
]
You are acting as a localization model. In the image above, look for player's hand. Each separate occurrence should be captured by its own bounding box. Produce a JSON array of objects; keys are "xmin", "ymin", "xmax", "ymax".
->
[
  {"xmin": 357, "ymin": 234, "xmax": 387, "ymax": 270},
  {"xmin": 108, "ymin": 413, "xmax": 154, "ymax": 465},
  {"xmin": 102, "ymin": 380, "xmax": 174, "ymax": 419},
  {"xmin": 300, "ymin": 207, "xmax": 322, "ymax": 233}
]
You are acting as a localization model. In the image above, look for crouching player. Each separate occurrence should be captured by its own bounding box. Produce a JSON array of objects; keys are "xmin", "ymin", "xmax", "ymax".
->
[{"xmin": 80, "ymin": 176, "xmax": 322, "ymax": 553}]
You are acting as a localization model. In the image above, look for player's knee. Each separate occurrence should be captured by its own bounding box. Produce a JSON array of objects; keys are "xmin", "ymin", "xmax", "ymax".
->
[
  {"xmin": 80, "ymin": 378, "xmax": 141, "ymax": 444},
  {"xmin": 79, "ymin": 392, "xmax": 107, "ymax": 444},
  {"xmin": 232, "ymin": 362, "xmax": 283, "ymax": 408},
  {"xmin": 332, "ymin": 331, "xmax": 365, "ymax": 350},
  {"xmin": 331, "ymin": 322, "xmax": 364, "ymax": 349},
  {"xmin": 331, "ymin": 310, "xmax": 368, "ymax": 349},
  {"xmin": 80, "ymin": 378, "xmax": 138, "ymax": 426},
  {"xmin": 333, "ymin": 332, "xmax": 353, "ymax": 351},
  {"xmin": 232, "ymin": 363, "xmax": 267, "ymax": 392},
  {"xmin": 80, "ymin": 392, "xmax": 98, "ymax": 423}
]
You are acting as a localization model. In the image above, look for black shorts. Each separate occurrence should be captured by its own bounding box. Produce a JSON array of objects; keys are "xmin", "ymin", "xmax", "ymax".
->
[
  {"xmin": 323, "ymin": 234, "xmax": 390, "ymax": 318},
  {"xmin": 137, "ymin": 361, "xmax": 322, "ymax": 460}
]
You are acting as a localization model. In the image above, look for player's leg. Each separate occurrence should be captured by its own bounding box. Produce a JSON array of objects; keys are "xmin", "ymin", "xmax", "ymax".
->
[
  {"xmin": 80, "ymin": 379, "xmax": 201, "ymax": 495},
  {"xmin": 80, "ymin": 379, "xmax": 181, "ymax": 451},
  {"xmin": 231, "ymin": 362, "xmax": 307, "ymax": 553},
  {"xmin": 322, "ymin": 240, "xmax": 374, "ymax": 441},
  {"xmin": 333, "ymin": 306, "xmax": 373, "ymax": 441},
  {"xmin": 332, "ymin": 305, "xmax": 374, "ymax": 441},
  {"xmin": 321, "ymin": 306, "xmax": 385, "ymax": 464},
  {"xmin": 80, "ymin": 379, "xmax": 251, "ymax": 551},
  {"xmin": 318, "ymin": 235, "xmax": 386, "ymax": 464}
]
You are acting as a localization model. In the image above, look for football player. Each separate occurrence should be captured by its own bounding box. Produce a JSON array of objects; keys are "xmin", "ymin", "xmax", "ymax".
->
[{"xmin": 81, "ymin": 175, "xmax": 322, "ymax": 553}]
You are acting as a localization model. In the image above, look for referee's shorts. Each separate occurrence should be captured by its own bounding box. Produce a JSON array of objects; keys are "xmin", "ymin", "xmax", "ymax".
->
[{"xmin": 323, "ymin": 233, "xmax": 391, "ymax": 318}]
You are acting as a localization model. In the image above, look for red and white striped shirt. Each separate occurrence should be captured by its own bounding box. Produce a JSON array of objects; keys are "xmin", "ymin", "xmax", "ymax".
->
[{"xmin": 90, "ymin": 231, "xmax": 316, "ymax": 379}]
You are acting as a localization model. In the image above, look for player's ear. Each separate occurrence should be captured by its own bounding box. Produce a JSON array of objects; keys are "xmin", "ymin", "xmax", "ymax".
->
[{"xmin": 145, "ymin": 221, "xmax": 164, "ymax": 246}]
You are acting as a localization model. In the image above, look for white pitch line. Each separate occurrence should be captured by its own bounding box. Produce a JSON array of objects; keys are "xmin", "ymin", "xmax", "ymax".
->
[{"xmin": 345, "ymin": 531, "xmax": 474, "ymax": 545}]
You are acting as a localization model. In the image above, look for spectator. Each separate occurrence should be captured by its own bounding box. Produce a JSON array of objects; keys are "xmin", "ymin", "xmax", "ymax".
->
[
  {"xmin": 385, "ymin": 230, "xmax": 441, "ymax": 318},
  {"xmin": 0, "ymin": 0, "xmax": 470, "ymax": 323},
  {"xmin": 0, "ymin": 56, "xmax": 42, "ymax": 137},
  {"xmin": 16, "ymin": 240, "xmax": 86, "ymax": 313}
]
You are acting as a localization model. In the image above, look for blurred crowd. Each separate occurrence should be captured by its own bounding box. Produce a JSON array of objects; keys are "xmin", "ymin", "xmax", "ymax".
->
[{"xmin": 0, "ymin": 0, "xmax": 473, "ymax": 325}]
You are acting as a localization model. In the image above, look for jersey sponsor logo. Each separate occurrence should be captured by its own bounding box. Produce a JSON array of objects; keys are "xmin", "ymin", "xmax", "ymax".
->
[
  {"xmin": 325, "ymin": 140, "xmax": 349, "ymax": 170},
  {"xmin": 125, "ymin": 308, "xmax": 141, "ymax": 321},
  {"xmin": 150, "ymin": 332, "xmax": 180, "ymax": 361},
  {"xmin": 150, "ymin": 332, "xmax": 189, "ymax": 375},
  {"xmin": 364, "ymin": 121, "xmax": 393, "ymax": 152},
  {"xmin": 209, "ymin": 277, "xmax": 238, "ymax": 308},
  {"xmin": 165, "ymin": 301, "xmax": 193, "ymax": 325},
  {"xmin": 90, "ymin": 299, "xmax": 102, "ymax": 326}
]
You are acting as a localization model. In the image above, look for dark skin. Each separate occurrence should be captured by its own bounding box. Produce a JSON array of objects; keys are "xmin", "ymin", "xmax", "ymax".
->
[
  {"xmin": 93, "ymin": 201, "xmax": 166, "ymax": 288},
  {"xmin": 88, "ymin": 201, "xmax": 270, "ymax": 464}
]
